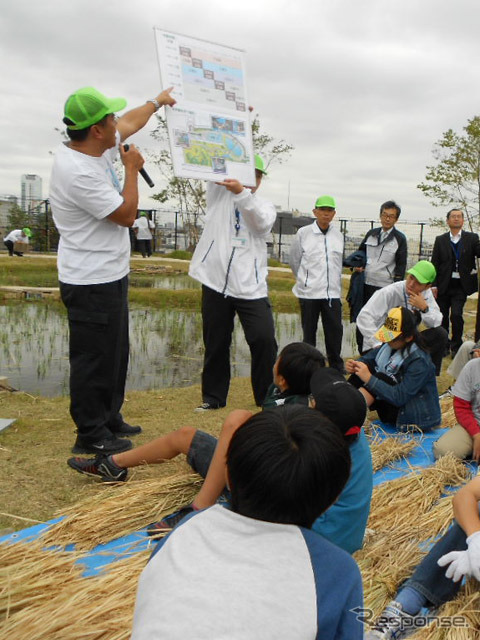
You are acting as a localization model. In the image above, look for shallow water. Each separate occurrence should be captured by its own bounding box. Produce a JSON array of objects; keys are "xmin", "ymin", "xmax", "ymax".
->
[{"xmin": 0, "ymin": 303, "xmax": 357, "ymax": 396}]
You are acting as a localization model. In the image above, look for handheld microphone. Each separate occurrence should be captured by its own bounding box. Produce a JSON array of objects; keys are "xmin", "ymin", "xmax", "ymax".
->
[{"xmin": 122, "ymin": 144, "xmax": 155, "ymax": 188}]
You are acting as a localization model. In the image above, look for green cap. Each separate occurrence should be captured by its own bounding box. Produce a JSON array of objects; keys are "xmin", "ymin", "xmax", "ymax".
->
[
  {"xmin": 63, "ymin": 87, "xmax": 127, "ymax": 130},
  {"xmin": 22, "ymin": 227, "xmax": 32, "ymax": 238},
  {"xmin": 407, "ymin": 260, "xmax": 436, "ymax": 284},
  {"xmin": 315, "ymin": 195, "xmax": 336, "ymax": 209},
  {"xmin": 254, "ymin": 154, "xmax": 267, "ymax": 175}
]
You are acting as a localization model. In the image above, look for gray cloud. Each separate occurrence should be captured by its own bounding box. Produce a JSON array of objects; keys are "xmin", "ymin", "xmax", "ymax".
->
[{"xmin": 1, "ymin": 0, "xmax": 480, "ymax": 220}]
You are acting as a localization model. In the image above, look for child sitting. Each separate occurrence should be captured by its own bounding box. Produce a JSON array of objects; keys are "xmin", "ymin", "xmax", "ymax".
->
[
  {"xmin": 130, "ymin": 405, "xmax": 363, "ymax": 640},
  {"xmin": 67, "ymin": 342, "xmax": 326, "ymax": 530},
  {"xmin": 309, "ymin": 367, "xmax": 373, "ymax": 553},
  {"xmin": 346, "ymin": 306, "xmax": 441, "ymax": 432}
]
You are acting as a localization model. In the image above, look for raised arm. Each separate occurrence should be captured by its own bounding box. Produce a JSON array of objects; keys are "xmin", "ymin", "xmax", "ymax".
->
[{"xmin": 117, "ymin": 88, "xmax": 176, "ymax": 142}]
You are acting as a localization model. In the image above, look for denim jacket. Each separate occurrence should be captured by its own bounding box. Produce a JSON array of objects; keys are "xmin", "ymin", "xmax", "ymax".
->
[{"xmin": 360, "ymin": 345, "xmax": 441, "ymax": 431}]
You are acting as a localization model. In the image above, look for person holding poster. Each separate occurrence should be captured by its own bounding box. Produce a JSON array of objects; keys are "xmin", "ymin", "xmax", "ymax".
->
[{"xmin": 189, "ymin": 155, "xmax": 278, "ymax": 410}]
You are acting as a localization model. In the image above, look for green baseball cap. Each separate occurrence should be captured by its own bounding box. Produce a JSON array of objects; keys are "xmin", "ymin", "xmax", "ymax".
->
[
  {"xmin": 407, "ymin": 260, "xmax": 436, "ymax": 284},
  {"xmin": 315, "ymin": 195, "xmax": 336, "ymax": 209},
  {"xmin": 63, "ymin": 87, "xmax": 127, "ymax": 130},
  {"xmin": 254, "ymin": 154, "xmax": 267, "ymax": 175},
  {"xmin": 22, "ymin": 227, "xmax": 32, "ymax": 238}
]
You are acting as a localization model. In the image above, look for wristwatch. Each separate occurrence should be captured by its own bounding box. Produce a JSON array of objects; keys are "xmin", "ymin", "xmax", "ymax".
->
[{"xmin": 146, "ymin": 99, "xmax": 161, "ymax": 111}]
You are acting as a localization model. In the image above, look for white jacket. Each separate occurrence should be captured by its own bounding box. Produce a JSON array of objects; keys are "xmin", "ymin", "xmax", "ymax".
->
[
  {"xmin": 189, "ymin": 182, "xmax": 277, "ymax": 299},
  {"xmin": 356, "ymin": 280, "xmax": 443, "ymax": 351},
  {"xmin": 289, "ymin": 222, "xmax": 344, "ymax": 299}
]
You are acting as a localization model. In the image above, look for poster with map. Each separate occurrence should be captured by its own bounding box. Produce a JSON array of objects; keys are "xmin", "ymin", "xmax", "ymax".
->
[{"xmin": 154, "ymin": 29, "xmax": 256, "ymax": 185}]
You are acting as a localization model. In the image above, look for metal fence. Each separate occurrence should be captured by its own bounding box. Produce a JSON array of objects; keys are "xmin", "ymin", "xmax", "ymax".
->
[{"xmin": 1, "ymin": 201, "xmax": 447, "ymax": 268}]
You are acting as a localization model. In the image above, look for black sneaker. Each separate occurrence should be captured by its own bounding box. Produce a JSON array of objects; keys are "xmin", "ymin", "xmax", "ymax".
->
[
  {"xmin": 67, "ymin": 455, "xmax": 128, "ymax": 481},
  {"xmin": 194, "ymin": 402, "xmax": 223, "ymax": 413},
  {"xmin": 146, "ymin": 505, "xmax": 195, "ymax": 536},
  {"xmin": 71, "ymin": 435, "xmax": 133, "ymax": 455},
  {"xmin": 110, "ymin": 422, "xmax": 142, "ymax": 437}
]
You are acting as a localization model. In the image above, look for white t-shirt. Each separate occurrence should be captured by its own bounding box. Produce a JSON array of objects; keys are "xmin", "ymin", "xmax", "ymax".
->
[
  {"xmin": 49, "ymin": 133, "xmax": 129, "ymax": 285},
  {"xmin": 132, "ymin": 216, "xmax": 154, "ymax": 240},
  {"xmin": 4, "ymin": 230, "xmax": 28, "ymax": 244},
  {"xmin": 452, "ymin": 358, "xmax": 480, "ymax": 423}
]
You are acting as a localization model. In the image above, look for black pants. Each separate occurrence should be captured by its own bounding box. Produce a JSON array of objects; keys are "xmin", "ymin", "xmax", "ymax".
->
[
  {"xmin": 349, "ymin": 365, "xmax": 399, "ymax": 424},
  {"xmin": 60, "ymin": 276, "xmax": 129, "ymax": 442},
  {"xmin": 356, "ymin": 284, "xmax": 381, "ymax": 353},
  {"xmin": 437, "ymin": 279, "xmax": 467, "ymax": 354},
  {"xmin": 136, "ymin": 239, "xmax": 152, "ymax": 258},
  {"xmin": 4, "ymin": 240, "xmax": 23, "ymax": 256},
  {"xmin": 201, "ymin": 285, "xmax": 277, "ymax": 407},
  {"xmin": 299, "ymin": 298, "xmax": 344, "ymax": 371},
  {"xmin": 420, "ymin": 326, "xmax": 448, "ymax": 376}
]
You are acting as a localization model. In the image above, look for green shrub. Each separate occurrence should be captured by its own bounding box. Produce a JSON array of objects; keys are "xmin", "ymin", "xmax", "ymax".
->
[{"xmin": 166, "ymin": 250, "xmax": 193, "ymax": 261}]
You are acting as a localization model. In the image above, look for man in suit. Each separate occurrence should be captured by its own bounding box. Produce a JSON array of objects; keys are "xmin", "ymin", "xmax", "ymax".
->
[{"xmin": 431, "ymin": 209, "xmax": 480, "ymax": 357}]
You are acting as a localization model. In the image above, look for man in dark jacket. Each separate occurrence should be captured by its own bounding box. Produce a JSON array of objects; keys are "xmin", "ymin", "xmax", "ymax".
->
[
  {"xmin": 431, "ymin": 209, "xmax": 480, "ymax": 356},
  {"xmin": 355, "ymin": 200, "xmax": 407, "ymax": 351}
]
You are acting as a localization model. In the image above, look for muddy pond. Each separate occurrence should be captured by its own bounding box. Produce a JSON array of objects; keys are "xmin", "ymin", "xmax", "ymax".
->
[{"xmin": 0, "ymin": 300, "xmax": 358, "ymax": 397}]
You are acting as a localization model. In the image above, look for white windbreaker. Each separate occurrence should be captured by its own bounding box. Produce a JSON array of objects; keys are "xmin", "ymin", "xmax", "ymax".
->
[
  {"xmin": 356, "ymin": 280, "xmax": 443, "ymax": 352},
  {"xmin": 189, "ymin": 182, "xmax": 277, "ymax": 299},
  {"xmin": 289, "ymin": 222, "xmax": 344, "ymax": 300}
]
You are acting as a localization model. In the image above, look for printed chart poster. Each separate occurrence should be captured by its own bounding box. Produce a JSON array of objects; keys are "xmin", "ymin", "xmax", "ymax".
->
[{"xmin": 154, "ymin": 29, "xmax": 256, "ymax": 185}]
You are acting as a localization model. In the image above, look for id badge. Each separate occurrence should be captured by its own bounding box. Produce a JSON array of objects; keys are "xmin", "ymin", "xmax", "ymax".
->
[{"xmin": 231, "ymin": 236, "xmax": 249, "ymax": 248}]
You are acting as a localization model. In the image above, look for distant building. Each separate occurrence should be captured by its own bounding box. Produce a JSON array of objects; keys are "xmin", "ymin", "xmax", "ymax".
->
[{"xmin": 21, "ymin": 174, "xmax": 42, "ymax": 212}]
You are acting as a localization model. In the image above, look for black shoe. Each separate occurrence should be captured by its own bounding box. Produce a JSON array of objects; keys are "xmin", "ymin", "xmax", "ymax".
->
[
  {"xmin": 146, "ymin": 505, "xmax": 195, "ymax": 536},
  {"xmin": 67, "ymin": 455, "xmax": 128, "ymax": 481},
  {"xmin": 71, "ymin": 435, "xmax": 133, "ymax": 455},
  {"xmin": 110, "ymin": 422, "xmax": 142, "ymax": 437}
]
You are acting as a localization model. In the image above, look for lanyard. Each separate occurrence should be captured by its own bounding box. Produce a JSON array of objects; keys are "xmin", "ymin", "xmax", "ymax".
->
[{"xmin": 234, "ymin": 208, "xmax": 241, "ymax": 236}]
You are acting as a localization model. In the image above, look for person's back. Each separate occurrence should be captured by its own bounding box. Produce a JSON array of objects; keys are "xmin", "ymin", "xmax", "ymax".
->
[
  {"xmin": 131, "ymin": 407, "xmax": 364, "ymax": 640},
  {"xmin": 309, "ymin": 367, "xmax": 373, "ymax": 554}
]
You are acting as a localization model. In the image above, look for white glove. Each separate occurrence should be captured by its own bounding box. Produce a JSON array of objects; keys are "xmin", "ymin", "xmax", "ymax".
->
[
  {"xmin": 437, "ymin": 549, "xmax": 471, "ymax": 582},
  {"xmin": 466, "ymin": 530, "xmax": 480, "ymax": 581}
]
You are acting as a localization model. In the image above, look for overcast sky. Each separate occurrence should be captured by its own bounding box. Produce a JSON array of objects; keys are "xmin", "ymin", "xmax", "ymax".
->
[{"xmin": 2, "ymin": 0, "xmax": 480, "ymax": 220}]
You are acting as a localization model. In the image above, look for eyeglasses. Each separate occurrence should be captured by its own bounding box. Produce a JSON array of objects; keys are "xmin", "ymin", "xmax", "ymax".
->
[
  {"xmin": 315, "ymin": 207, "xmax": 335, "ymax": 212},
  {"xmin": 381, "ymin": 212, "xmax": 397, "ymax": 220}
]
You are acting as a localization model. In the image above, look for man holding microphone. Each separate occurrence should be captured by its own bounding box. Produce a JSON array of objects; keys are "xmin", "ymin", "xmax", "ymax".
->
[{"xmin": 50, "ymin": 86, "xmax": 175, "ymax": 456}]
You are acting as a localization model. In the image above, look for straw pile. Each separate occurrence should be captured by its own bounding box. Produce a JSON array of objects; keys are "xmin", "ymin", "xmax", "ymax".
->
[
  {"xmin": 0, "ymin": 539, "xmax": 83, "ymax": 627},
  {"xmin": 354, "ymin": 531, "xmax": 426, "ymax": 614},
  {"xmin": 370, "ymin": 434, "xmax": 417, "ymax": 472},
  {"xmin": 356, "ymin": 454, "xmax": 472, "ymax": 616},
  {"xmin": 1, "ymin": 542, "xmax": 149, "ymax": 640},
  {"xmin": 367, "ymin": 454, "xmax": 470, "ymax": 544},
  {"xmin": 408, "ymin": 580, "xmax": 480, "ymax": 639},
  {"xmin": 41, "ymin": 470, "xmax": 202, "ymax": 550}
]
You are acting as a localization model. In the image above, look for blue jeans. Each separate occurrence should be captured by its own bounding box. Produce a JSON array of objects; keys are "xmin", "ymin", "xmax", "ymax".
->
[
  {"xmin": 187, "ymin": 430, "xmax": 231, "ymax": 502},
  {"xmin": 402, "ymin": 519, "xmax": 468, "ymax": 607}
]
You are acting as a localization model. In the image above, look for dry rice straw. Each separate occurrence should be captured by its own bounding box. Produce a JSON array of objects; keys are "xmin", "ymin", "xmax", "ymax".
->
[
  {"xmin": 368, "ymin": 454, "xmax": 470, "ymax": 542},
  {"xmin": 41, "ymin": 470, "xmax": 202, "ymax": 550},
  {"xmin": 370, "ymin": 435, "xmax": 417, "ymax": 472},
  {"xmin": 1, "ymin": 544, "xmax": 149, "ymax": 640}
]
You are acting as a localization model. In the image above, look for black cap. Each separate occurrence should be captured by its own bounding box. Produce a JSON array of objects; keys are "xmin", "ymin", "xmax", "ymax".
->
[{"xmin": 310, "ymin": 368, "xmax": 367, "ymax": 435}]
